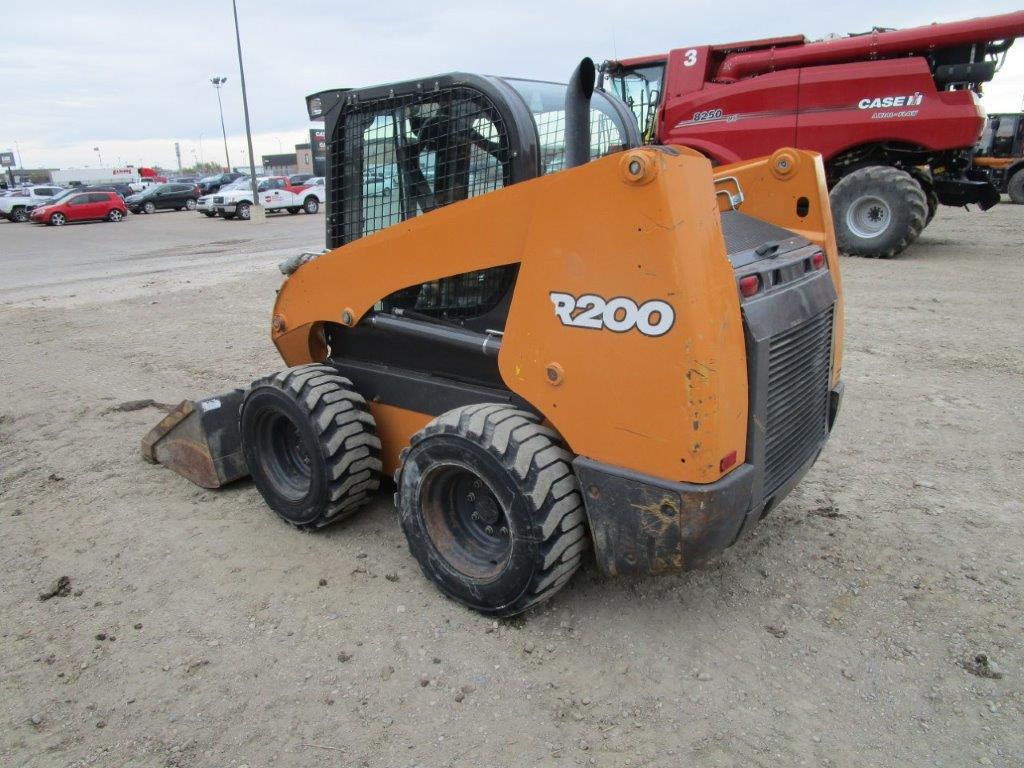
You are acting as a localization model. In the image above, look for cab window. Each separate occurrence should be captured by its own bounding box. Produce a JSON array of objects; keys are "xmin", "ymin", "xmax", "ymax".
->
[{"xmin": 606, "ymin": 64, "xmax": 665, "ymax": 140}]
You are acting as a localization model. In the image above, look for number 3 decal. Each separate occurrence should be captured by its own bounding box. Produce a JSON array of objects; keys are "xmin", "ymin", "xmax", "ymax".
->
[{"xmin": 683, "ymin": 49, "xmax": 698, "ymax": 67}]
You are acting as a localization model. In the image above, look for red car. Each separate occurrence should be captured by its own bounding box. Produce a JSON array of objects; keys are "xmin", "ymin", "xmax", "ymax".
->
[{"xmin": 30, "ymin": 191, "xmax": 127, "ymax": 226}]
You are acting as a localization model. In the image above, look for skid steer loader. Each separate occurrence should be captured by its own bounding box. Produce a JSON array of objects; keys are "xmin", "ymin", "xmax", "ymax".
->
[{"xmin": 143, "ymin": 60, "xmax": 845, "ymax": 617}]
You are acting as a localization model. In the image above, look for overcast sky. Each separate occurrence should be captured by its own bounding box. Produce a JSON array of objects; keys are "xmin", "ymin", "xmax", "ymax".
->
[{"xmin": 2, "ymin": 1, "xmax": 1022, "ymax": 170}]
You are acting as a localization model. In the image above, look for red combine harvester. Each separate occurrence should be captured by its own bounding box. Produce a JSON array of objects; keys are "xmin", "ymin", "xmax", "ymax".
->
[{"xmin": 602, "ymin": 11, "xmax": 1024, "ymax": 257}]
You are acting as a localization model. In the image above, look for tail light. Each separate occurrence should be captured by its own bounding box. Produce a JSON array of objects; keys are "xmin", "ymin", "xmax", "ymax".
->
[
  {"xmin": 738, "ymin": 274, "xmax": 761, "ymax": 298},
  {"xmin": 811, "ymin": 250, "xmax": 826, "ymax": 270}
]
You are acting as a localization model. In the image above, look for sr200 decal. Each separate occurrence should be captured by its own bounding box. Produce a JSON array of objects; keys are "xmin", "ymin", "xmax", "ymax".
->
[{"xmin": 549, "ymin": 292, "xmax": 675, "ymax": 337}]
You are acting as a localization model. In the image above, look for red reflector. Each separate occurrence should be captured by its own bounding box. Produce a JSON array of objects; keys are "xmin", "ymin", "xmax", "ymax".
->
[
  {"xmin": 720, "ymin": 450, "xmax": 738, "ymax": 472},
  {"xmin": 738, "ymin": 275, "xmax": 760, "ymax": 297},
  {"xmin": 812, "ymin": 251, "xmax": 826, "ymax": 269}
]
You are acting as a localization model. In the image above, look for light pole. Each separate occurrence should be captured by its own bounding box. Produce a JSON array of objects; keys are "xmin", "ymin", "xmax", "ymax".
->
[
  {"xmin": 232, "ymin": 0, "xmax": 263, "ymax": 222},
  {"xmin": 198, "ymin": 132, "xmax": 205, "ymax": 168},
  {"xmin": 94, "ymin": 146, "xmax": 103, "ymax": 166},
  {"xmin": 210, "ymin": 76, "xmax": 231, "ymax": 172}
]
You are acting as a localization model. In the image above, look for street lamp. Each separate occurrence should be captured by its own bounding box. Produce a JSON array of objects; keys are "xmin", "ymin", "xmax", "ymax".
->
[
  {"xmin": 210, "ymin": 76, "xmax": 231, "ymax": 172},
  {"xmin": 232, "ymin": 0, "xmax": 263, "ymax": 222},
  {"xmin": 94, "ymin": 146, "xmax": 103, "ymax": 166}
]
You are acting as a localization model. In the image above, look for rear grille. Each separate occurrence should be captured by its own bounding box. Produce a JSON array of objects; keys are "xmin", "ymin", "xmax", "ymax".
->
[{"xmin": 763, "ymin": 306, "xmax": 833, "ymax": 497}]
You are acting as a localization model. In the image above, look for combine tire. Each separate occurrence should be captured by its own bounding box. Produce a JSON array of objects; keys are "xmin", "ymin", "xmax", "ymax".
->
[
  {"xmin": 395, "ymin": 404, "xmax": 588, "ymax": 617},
  {"xmin": 303, "ymin": 196, "xmax": 319, "ymax": 214},
  {"xmin": 240, "ymin": 364, "xmax": 382, "ymax": 529},
  {"xmin": 830, "ymin": 166, "xmax": 927, "ymax": 258},
  {"xmin": 1008, "ymin": 170, "xmax": 1024, "ymax": 204}
]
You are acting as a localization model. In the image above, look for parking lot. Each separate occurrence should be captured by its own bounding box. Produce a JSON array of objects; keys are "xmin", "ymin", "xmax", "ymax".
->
[{"xmin": 1, "ymin": 205, "xmax": 1022, "ymax": 767}]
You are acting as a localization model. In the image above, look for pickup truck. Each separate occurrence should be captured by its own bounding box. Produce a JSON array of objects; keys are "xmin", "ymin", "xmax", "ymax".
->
[
  {"xmin": 1, "ymin": 185, "xmax": 64, "ymax": 222},
  {"xmin": 213, "ymin": 177, "xmax": 324, "ymax": 220}
]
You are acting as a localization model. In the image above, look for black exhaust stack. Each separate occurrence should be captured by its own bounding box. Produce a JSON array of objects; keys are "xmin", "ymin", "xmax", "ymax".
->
[{"xmin": 565, "ymin": 57, "xmax": 596, "ymax": 169}]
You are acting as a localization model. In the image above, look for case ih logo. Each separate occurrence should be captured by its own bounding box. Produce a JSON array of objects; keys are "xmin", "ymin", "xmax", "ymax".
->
[{"xmin": 858, "ymin": 93, "xmax": 925, "ymax": 110}]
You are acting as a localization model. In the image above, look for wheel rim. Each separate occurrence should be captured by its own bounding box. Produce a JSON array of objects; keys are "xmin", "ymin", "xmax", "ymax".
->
[
  {"xmin": 239, "ymin": 203, "xmax": 250, "ymax": 219},
  {"xmin": 419, "ymin": 464, "xmax": 511, "ymax": 580},
  {"xmin": 52, "ymin": 214, "xmax": 65, "ymax": 226},
  {"xmin": 846, "ymin": 195, "xmax": 891, "ymax": 239},
  {"xmin": 186, "ymin": 199, "xmax": 196, "ymax": 209},
  {"xmin": 110, "ymin": 210, "xmax": 122, "ymax": 221},
  {"xmin": 144, "ymin": 202, "xmax": 155, "ymax": 214},
  {"xmin": 306, "ymin": 199, "xmax": 318, "ymax": 213},
  {"xmin": 254, "ymin": 411, "xmax": 312, "ymax": 502},
  {"xmin": 14, "ymin": 210, "xmax": 27, "ymax": 222}
]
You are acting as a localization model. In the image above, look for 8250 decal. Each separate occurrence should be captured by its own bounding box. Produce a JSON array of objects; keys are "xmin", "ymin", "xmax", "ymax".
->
[{"xmin": 550, "ymin": 292, "xmax": 675, "ymax": 337}]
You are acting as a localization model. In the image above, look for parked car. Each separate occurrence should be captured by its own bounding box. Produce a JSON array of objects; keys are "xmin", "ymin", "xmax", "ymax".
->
[
  {"xmin": 198, "ymin": 172, "xmax": 246, "ymax": 195},
  {"xmin": 196, "ymin": 178, "xmax": 250, "ymax": 217},
  {"xmin": 362, "ymin": 169, "xmax": 394, "ymax": 196},
  {"xmin": 288, "ymin": 173, "xmax": 314, "ymax": 186},
  {"xmin": 30, "ymin": 191, "xmax": 127, "ymax": 226},
  {"xmin": 173, "ymin": 177, "xmax": 197, "ymax": 184},
  {"xmin": 1, "ymin": 185, "xmax": 64, "ymax": 222},
  {"xmin": 125, "ymin": 183, "xmax": 201, "ymax": 214},
  {"xmin": 214, "ymin": 176, "xmax": 323, "ymax": 220}
]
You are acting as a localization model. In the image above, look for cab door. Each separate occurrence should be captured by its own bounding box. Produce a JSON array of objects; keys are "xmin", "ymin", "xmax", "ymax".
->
[{"xmin": 64, "ymin": 194, "xmax": 93, "ymax": 221}]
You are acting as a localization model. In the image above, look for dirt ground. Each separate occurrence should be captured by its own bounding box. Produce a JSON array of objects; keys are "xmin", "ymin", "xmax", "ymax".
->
[{"xmin": 1, "ymin": 204, "xmax": 1022, "ymax": 768}]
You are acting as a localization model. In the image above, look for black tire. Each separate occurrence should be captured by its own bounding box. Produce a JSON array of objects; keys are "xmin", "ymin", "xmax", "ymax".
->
[
  {"xmin": 222, "ymin": 212, "xmax": 236, "ymax": 220},
  {"xmin": 11, "ymin": 207, "xmax": 28, "ymax": 223},
  {"xmin": 203, "ymin": 211, "xmax": 217, "ymax": 218},
  {"xmin": 287, "ymin": 207, "xmax": 300, "ymax": 215},
  {"xmin": 1008, "ymin": 170, "xmax": 1024, "ymax": 205},
  {"xmin": 106, "ymin": 209, "xmax": 124, "ymax": 222},
  {"xmin": 240, "ymin": 364, "xmax": 382, "ymax": 529},
  {"xmin": 395, "ymin": 404, "xmax": 588, "ymax": 617},
  {"xmin": 143, "ymin": 201, "xmax": 156, "ymax": 215},
  {"xmin": 185, "ymin": 198, "xmax": 197, "ymax": 211},
  {"xmin": 830, "ymin": 166, "xmax": 927, "ymax": 258},
  {"xmin": 303, "ymin": 196, "xmax": 319, "ymax": 214},
  {"xmin": 237, "ymin": 201, "xmax": 252, "ymax": 220}
]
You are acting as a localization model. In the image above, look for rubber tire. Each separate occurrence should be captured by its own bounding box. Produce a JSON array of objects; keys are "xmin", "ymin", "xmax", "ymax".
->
[
  {"xmin": 106, "ymin": 209, "xmax": 124, "ymax": 222},
  {"xmin": 143, "ymin": 201, "xmax": 156, "ymax": 214},
  {"xmin": 11, "ymin": 207, "xmax": 28, "ymax": 223},
  {"xmin": 830, "ymin": 166, "xmax": 927, "ymax": 258},
  {"xmin": 185, "ymin": 198, "xmax": 197, "ymax": 211},
  {"xmin": 395, "ymin": 404, "xmax": 588, "ymax": 617},
  {"xmin": 240, "ymin": 364, "xmax": 382, "ymax": 529},
  {"xmin": 303, "ymin": 196, "xmax": 319, "ymax": 214},
  {"xmin": 287, "ymin": 207, "xmax": 300, "ymax": 215},
  {"xmin": 1008, "ymin": 170, "xmax": 1024, "ymax": 204},
  {"xmin": 203, "ymin": 211, "xmax": 217, "ymax": 218},
  {"xmin": 237, "ymin": 202, "xmax": 252, "ymax": 220},
  {"xmin": 222, "ymin": 212, "xmax": 236, "ymax": 220},
  {"xmin": 50, "ymin": 212, "xmax": 66, "ymax": 226}
]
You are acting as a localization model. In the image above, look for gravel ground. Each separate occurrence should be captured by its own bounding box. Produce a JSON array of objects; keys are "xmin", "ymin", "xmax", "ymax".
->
[{"xmin": 1, "ymin": 204, "xmax": 1022, "ymax": 768}]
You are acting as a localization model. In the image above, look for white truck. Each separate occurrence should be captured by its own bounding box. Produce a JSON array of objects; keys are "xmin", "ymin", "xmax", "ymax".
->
[
  {"xmin": 213, "ymin": 176, "xmax": 324, "ymax": 220},
  {"xmin": 51, "ymin": 167, "xmax": 140, "ymax": 186},
  {"xmin": 1, "ymin": 185, "xmax": 64, "ymax": 222}
]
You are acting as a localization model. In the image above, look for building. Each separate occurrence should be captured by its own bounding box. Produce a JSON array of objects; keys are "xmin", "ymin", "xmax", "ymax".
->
[{"xmin": 261, "ymin": 153, "xmax": 298, "ymax": 177}]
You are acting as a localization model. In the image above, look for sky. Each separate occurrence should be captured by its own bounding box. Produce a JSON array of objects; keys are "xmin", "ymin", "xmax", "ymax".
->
[{"xmin": 2, "ymin": 1, "xmax": 1023, "ymax": 171}]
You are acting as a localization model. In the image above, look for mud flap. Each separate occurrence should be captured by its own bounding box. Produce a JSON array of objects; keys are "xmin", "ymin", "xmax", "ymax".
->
[{"xmin": 141, "ymin": 390, "xmax": 248, "ymax": 489}]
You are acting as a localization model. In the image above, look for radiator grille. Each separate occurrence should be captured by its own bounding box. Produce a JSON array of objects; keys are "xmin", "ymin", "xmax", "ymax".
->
[{"xmin": 763, "ymin": 307, "xmax": 833, "ymax": 497}]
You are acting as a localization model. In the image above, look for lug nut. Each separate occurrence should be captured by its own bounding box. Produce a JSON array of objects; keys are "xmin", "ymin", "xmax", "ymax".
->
[
  {"xmin": 500, "ymin": 526, "xmax": 508, "ymax": 536},
  {"xmin": 471, "ymin": 512, "xmax": 480, "ymax": 521},
  {"xmin": 466, "ymin": 492, "xmax": 476, "ymax": 502},
  {"xmin": 473, "ymin": 480, "xmax": 482, "ymax": 489},
  {"xmin": 485, "ymin": 525, "xmax": 494, "ymax": 535}
]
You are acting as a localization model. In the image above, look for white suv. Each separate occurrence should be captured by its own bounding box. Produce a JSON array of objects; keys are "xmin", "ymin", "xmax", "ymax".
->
[{"xmin": 1, "ymin": 186, "xmax": 64, "ymax": 222}]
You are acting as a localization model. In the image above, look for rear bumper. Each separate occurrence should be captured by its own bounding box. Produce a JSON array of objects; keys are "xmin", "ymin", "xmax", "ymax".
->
[{"xmin": 576, "ymin": 383, "xmax": 842, "ymax": 577}]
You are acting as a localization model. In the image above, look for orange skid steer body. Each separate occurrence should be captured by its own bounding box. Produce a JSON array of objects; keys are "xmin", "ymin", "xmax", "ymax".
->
[{"xmin": 144, "ymin": 62, "xmax": 843, "ymax": 615}]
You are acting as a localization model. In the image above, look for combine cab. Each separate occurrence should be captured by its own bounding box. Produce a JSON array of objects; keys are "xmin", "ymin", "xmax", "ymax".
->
[{"xmin": 973, "ymin": 112, "xmax": 1024, "ymax": 203}]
